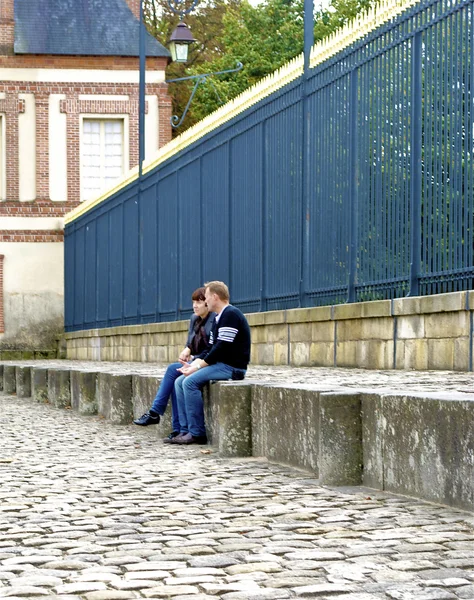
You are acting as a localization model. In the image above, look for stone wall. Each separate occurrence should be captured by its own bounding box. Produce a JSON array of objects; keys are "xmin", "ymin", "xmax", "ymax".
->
[{"xmin": 65, "ymin": 290, "xmax": 474, "ymax": 371}]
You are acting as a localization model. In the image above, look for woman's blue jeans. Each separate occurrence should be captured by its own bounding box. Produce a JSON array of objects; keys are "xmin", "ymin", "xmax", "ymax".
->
[
  {"xmin": 174, "ymin": 363, "xmax": 246, "ymax": 437},
  {"xmin": 150, "ymin": 362, "xmax": 182, "ymax": 432}
]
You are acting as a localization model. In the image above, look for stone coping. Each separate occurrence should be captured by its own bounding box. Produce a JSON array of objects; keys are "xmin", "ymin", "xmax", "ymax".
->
[
  {"xmin": 63, "ymin": 290, "xmax": 474, "ymax": 339},
  {"xmin": 3, "ymin": 359, "xmax": 474, "ymax": 398}
]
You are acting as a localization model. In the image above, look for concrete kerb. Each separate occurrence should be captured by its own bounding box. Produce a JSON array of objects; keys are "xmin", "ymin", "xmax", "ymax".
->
[{"xmin": 0, "ymin": 361, "xmax": 473, "ymax": 512}]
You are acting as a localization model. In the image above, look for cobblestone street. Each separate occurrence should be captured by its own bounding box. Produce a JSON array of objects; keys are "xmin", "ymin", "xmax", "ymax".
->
[{"xmin": 1, "ymin": 391, "xmax": 474, "ymax": 600}]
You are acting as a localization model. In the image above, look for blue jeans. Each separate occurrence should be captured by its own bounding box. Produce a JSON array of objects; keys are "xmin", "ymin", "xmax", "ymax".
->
[
  {"xmin": 150, "ymin": 362, "xmax": 182, "ymax": 432},
  {"xmin": 174, "ymin": 363, "xmax": 246, "ymax": 437}
]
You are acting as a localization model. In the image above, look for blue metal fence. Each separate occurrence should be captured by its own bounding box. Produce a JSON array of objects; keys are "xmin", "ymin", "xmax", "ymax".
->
[{"xmin": 65, "ymin": 0, "xmax": 474, "ymax": 331}]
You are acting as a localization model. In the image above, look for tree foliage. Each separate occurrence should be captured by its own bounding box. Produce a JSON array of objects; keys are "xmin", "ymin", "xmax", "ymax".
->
[{"xmin": 145, "ymin": 0, "xmax": 375, "ymax": 133}]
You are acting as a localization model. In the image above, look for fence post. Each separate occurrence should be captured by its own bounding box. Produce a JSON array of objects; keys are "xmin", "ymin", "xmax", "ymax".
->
[
  {"xmin": 347, "ymin": 69, "xmax": 359, "ymax": 303},
  {"xmin": 408, "ymin": 31, "xmax": 422, "ymax": 297},
  {"xmin": 300, "ymin": 0, "xmax": 314, "ymax": 308}
]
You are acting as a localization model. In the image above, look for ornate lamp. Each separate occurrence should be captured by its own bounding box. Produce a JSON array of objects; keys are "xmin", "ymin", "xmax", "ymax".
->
[{"xmin": 168, "ymin": 21, "xmax": 196, "ymax": 63}]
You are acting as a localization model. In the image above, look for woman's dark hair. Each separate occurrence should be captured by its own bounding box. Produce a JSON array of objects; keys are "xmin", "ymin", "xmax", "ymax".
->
[{"xmin": 191, "ymin": 287, "xmax": 206, "ymax": 301}]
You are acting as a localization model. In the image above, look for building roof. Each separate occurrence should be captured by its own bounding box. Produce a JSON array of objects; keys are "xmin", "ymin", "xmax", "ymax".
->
[{"xmin": 14, "ymin": 0, "xmax": 170, "ymax": 58}]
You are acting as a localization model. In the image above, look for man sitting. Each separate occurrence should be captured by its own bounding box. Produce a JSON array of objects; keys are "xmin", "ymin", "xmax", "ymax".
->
[{"xmin": 170, "ymin": 281, "xmax": 251, "ymax": 445}]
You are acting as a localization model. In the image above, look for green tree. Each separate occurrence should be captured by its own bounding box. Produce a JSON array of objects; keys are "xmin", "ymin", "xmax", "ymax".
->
[{"xmin": 145, "ymin": 0, "xmax": 376, "ymax": 132}]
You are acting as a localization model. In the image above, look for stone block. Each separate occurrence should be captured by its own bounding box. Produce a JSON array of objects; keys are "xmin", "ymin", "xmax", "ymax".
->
[
  {"xmin": 454, "ymin": 338, "xmax": 470, "ymax": 372},
  {"xmin": 15, "ymin": 366, "xmax": 32, "ymax": 398},
  {"xmin": 266, "ymin": 324, "xmax": 288, "ymax": 344},
  {"xmin": 71, "ymin": 371, "xmax": 98, "ymax": 415},
  {"xmin": 360, "ymin": 317, "xmax": 394, "ymax": 340},
  {"xmin": 263, "ymin": 310, "xmax": 287, "ymax": 325},
  {"xmin": 290, "ymin": 323, "xmax": 314, "ymax": 343},
  {"xmin": 397, "ymin": 315, "xmax": 425, "ymax": 339},
  {"xmin": 48, "ymin": 369, "xmax": 71, "ymax": 408},
  {"xmin": 132, "ymin": 374, "xmax": 173, "ymax": 437},
  {"xmin": 251, "ymin": 385, "xmax": 320, "ymax": 473},
  {"xmin": 427, "ymin": 339, "xmax": 455, "ymax": 371},
  {"xmin": 98, "ymin": 373, "xmax": 133, "ymax": 424},
  {"xmin": 380, "ymin": 393, "xmax": 474, "ymax": 511},
  {"xmin": 286, "ymin": 306, "xmax": 332, "ymax": 323},
  {"xmin": 396, "ymin": 339, "xmax": 429, "ymax": 371},
  {"xmin": 32, "ymin": 368, "xmax": 49, "ymax": 403},
  {"xmin": 360, "ymin": 299, "xmax": 392, "ymax": 318},
  {"xmin": 333, "ymin": 303, "xmax": 363, "ymax": 320},
  {"xmin": 309, "ymin": 342, "xmax": 334, "ymax": 366},
  {"xmin": 252, "ymin": 343, "xmax": 276, "ymax": 366},
  {"xmin": 392, "ymin": 296, "xmax": 421, "ymax": 316},
  {"xmin": 335, "ymin": 341, "xmax": 358, "ymax": 368},
  {"xmin": 290, "ymin": 342, "xmax": 311, "ymax": 366},
  {"xmin": 273, "ymin": 343, "xmax": 289, "ymax": 365},
  {"xmin": 207, "ymin": 382, "xmax": 252, "ymax": 457},
  {"xmin": 246, "ymin": 312, "xmax": 266, "ymax": 326},
  {"xmin": 361, "ymin": 393, "xmax": 384, "ymax": 490},
  {"xmin": 319, "ymin": 392, "xmax": 362, "ymax": 485},
  {"xmin": 357, "ymin": 340, "xmax": 393, "ymax": 370},
  {"xmin": 419, "ymin": 291, "xmax": 467, "ymax": 314},
  {"xmin": 250, "ymin": 326, "xmax": 267, "ymax": 344},
  {"xmin": 336, "ymin": 319, "xmax": 362, "ymax": 342},
  {"xmin": 311, "ymin": 321, "xmax": 335, "ymax": 343},
  {"xmin": 3, "ymin": 365, "xmax": 17, "ymax": 394},
  {"xmin": 424, "ymin": 311, "xmax": 470, "ymax": 339}
]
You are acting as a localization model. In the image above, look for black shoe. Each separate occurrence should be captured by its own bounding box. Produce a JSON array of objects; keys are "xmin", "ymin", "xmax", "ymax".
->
[
  {"xmin": 163, "ymin": 431, "xmax": 181, "ymax": 444},
  {"xmin": 133, "ymin": 412, "xmax": 160, "ymax": 426},
  {"xmin": 171, "ymin": 432, "xmax": 208, "ymax": 445}
]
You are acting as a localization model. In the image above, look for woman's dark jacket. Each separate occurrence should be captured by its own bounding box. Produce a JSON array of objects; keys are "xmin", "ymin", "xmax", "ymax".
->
[{"xmin": 186, "ymin": 312, "xmax": 216, "ymax": 356}]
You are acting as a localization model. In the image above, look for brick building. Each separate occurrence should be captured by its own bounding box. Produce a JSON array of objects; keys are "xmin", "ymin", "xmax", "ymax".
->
[{"xmin": 0, "ymin": 0, "xmax": 171, "ymax": 351}]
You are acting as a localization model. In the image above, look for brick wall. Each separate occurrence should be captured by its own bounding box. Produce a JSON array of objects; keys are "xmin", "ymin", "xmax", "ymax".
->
[
  {"xmin": 0, "ymin": 80, "xmax": 171, "ymax": 214},
  {"xmin": 0, "ymin": 0, "xmax": 14, "ymax": 54}
]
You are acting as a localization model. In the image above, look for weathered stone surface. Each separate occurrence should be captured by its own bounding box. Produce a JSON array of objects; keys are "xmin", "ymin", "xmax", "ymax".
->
[
  {"xmin": 252, "ymin": 384, "xmax": 323, "ymax": 473},
  {"xmin": 207, "ymin": 382, "xmax": 252, "ymax": 457},
  {"xmin": 0, "ymin": 386, "xmax": 473, "ymax": 600},
  {"xmin": 97, "ymin": 373, "xmax": 132, "ymax": 424},
  {"xmin": 48, "ymin": 369, "xmax": 71, "ymax": 408},
  {"xmin": 318, "ymin": 392, "xmax": 362, "ymax": 485},
  {"xmin": 71, "ymin": 370, "xmax": 98, "ymax": 415},
  {"xmin": 3, "ymin": 366, "xmax": 16, "ymax": 395},
  {"xmin": 15, "ymin": 367, "xmax": 31, "ymax": 398},
  {"xmin": 31, "ymin": 368, "xmax": 49, "ymax": 403}
]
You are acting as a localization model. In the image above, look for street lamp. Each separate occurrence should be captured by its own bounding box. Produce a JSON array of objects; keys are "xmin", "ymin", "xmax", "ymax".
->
[{"xmin": 168, "ymin": 21, "xmax": 196, "ymax": 63}]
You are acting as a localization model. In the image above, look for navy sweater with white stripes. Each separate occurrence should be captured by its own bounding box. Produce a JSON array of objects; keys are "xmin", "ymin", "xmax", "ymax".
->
[{"xmin": 198, "ymin": 305, "xmax": 251, "ymax": 370}]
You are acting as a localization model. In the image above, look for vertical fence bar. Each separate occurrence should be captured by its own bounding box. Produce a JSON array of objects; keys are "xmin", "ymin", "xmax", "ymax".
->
[
  {"xmin": 348, "ymin": 69, "xmax": 359, "ymax": 303},
  {"xmin": 408, "ymin": 31, "xmax": 422, "ymax": 297},
  {"xmin": 301, "ymin": 0, "xmax": 314, "ymax": 307}
]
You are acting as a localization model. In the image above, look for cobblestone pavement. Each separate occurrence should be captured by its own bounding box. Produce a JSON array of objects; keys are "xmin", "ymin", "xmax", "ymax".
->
[
  {"xmin": 3, "ymin": 360, "xmax": 474, "ymax": 395},
  {"xmin": 1, "ymin": 392, "xmax": 474, "ymax": 600}
]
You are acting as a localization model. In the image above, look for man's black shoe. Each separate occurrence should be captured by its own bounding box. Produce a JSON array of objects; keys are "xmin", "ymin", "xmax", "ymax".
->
[
  {"xmin": 163, "ymin": 431, "xmax": 181, "ymax": 444},
  {"xmin": 171, "ymin": 432, "xmax": 208, "ymax": 445},
  {"xmin": 133, "ymin": 411, "xmax": 160, "ymax": 426}
]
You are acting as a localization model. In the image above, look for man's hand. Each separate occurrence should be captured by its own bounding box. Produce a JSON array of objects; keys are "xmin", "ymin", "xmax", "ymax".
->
[
  {"xmin": 177, "ymin": 359, "xmax": 206, "ymax": 376},
  {"xmin": 177, "ymin": 364, "xmax": 196, "ymax": 376}
]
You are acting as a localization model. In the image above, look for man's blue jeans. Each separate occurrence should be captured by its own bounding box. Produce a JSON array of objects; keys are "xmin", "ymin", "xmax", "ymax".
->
[
  {"xmin": 174, "ymin": 363, "xmax": 246, "ymax": 437},
  {"xmin": 150, "ymin": 362, "xmax": 182, "ymax": 432}
]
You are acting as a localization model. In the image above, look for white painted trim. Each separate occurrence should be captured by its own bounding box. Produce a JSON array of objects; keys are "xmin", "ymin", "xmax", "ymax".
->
[
  {"xmin": 0, "ymin": 69, "xmax": 166, "ymax": 84},
  {"xmin": 0, "ymin": 217, "xmax": 64, "ymax": 230}
]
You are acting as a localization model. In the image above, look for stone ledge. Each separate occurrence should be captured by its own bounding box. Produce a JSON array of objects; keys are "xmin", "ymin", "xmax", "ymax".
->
[{"xmin": 2, "ymin": 361, "xmax": 473, "ymax": 512}]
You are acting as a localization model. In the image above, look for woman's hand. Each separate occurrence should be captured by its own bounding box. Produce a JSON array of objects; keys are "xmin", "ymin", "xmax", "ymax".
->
[{"xmin": 179, "ymin": 347, "xmax": 191, "ymax": 362}]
